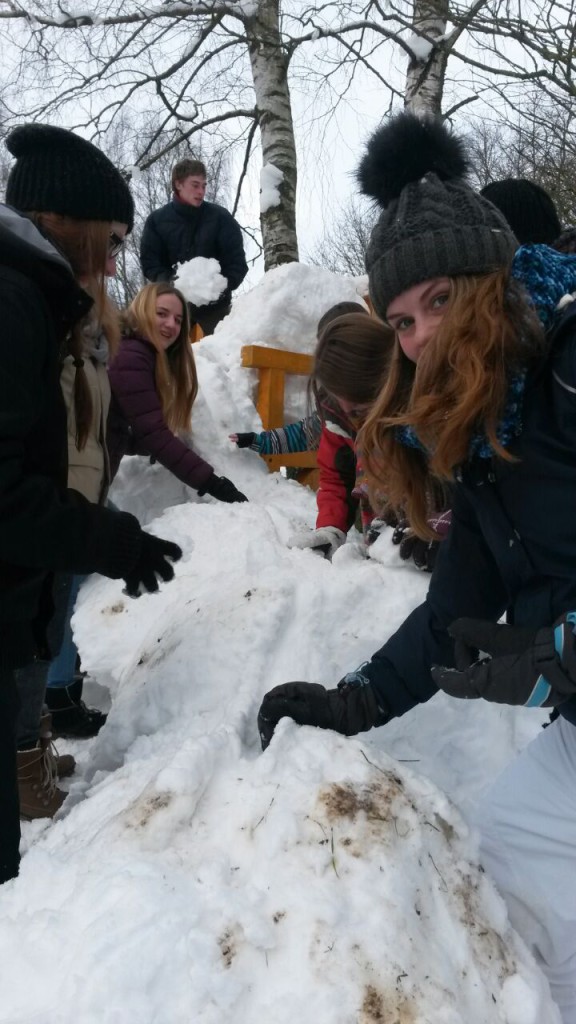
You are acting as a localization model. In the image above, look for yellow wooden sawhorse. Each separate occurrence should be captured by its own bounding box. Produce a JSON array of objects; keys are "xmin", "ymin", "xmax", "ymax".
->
[{"xmin": 240, "ymin": 344, "xmax": 319, "ymax": 488}]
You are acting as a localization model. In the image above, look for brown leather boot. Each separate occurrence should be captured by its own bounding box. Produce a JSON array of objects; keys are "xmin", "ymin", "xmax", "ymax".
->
[
  {"xmin": 39, "ymin": 713, "xmax": 75, "ymax": 779},
  {"xmin": 17, "ymin": 745, "xmax": 66, "ymax": 819}
]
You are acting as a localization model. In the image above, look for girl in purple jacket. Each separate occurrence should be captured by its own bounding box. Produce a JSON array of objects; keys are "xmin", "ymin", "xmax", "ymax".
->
[{"xmin": 108, "ymin": 283, "xmax": 247, "ymax": 503}]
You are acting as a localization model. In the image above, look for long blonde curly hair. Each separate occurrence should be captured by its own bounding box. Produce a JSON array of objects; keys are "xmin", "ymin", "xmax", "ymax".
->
[{"xmin": 360, "ymin": 270, "xmax": 545, "ymax": 539}]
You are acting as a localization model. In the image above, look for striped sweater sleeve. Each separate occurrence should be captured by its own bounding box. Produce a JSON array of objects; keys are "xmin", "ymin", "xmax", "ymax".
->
[{"xmin": 252, "ymin": 414, "xmax": 321, "ymax": 455}]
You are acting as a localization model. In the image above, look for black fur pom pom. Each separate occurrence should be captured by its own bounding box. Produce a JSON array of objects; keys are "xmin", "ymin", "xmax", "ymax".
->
[{"xmin": 357, "ymin": 112, "xmax": 469, "ymax": 207}]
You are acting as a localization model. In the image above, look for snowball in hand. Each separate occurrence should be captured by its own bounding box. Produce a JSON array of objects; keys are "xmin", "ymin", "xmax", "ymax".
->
[{"xmin": 174, "ymin": 257, "xmax": 227, "ymax": 306}]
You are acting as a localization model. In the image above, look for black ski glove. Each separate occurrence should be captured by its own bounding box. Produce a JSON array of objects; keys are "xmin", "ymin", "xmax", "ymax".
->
[
  {"xmin": 198, "ymin": 474, "xmax": 248, "ymax": 503},
  {"xmin": 123, "ymin": 533, "xmax": 182, "ymax": 598},
  {"xmin": 257, "ymin": 672, "xmax": 388, "ymax": 750},
  {"xmin": 392, "ymin": 519, "xmax": 439, "ymax": 572},
  {"xmin": 232, "ymin": 432, "xmax": 257, "ymax": 449},
  {"xmin": 432, "ymin": 612, "xmax": 576, "ymax": 708}
]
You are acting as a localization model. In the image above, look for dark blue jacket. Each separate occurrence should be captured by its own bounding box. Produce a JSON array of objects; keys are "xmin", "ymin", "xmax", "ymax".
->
[
  {"xmin": 139, "ymin": 198, "xmax": 248, "ymax": 314},
  {"xmin": 361, "ymin": 299, "xmax": 576, "ymax": 728}
]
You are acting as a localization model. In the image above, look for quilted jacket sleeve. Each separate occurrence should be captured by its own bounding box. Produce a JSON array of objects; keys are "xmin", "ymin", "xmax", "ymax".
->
[{"xmin": 108, "ymin": 337, "xmax": 214, "ymax": 492}]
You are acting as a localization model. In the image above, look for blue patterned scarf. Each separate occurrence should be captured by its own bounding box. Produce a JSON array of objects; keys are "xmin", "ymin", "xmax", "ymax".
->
[
  {"xmin": 512, "ymin": 243, "xmax": 576, "ymax": 328},
  {"xmin": 396, "ymin": 370, "xmax": 526, "ymax": 459}
]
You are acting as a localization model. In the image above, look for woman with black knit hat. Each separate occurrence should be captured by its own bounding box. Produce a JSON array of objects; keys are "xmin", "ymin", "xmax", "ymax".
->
[
  {"xmin": 0, "ymin": 124, "xmax": 182, "ymax": 883},
  {"xmin": 257, "ymin": 112, "xmax": 576, "ymax": 1019}
]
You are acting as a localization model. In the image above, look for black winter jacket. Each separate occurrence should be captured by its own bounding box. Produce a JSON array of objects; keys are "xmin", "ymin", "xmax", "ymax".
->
[
  {"xmin": 139, "ymin": 198, "xmax": 248, "ymax": 315},
  {"xmin": 0, "ymin": 206, "xmax": 143, "ymax": 669},
  {"xmin": 360, "ymin": 299, "xmax": 576, "ymax": 728}
]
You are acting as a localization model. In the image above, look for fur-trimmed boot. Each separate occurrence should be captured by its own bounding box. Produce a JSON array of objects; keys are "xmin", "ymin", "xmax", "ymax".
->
[
  {"xmin": 17, "ymin": 745, "xmax": 66, "ymax": 819},
  {"xmin": 39, "ymin": 713, "xmax": 76, "ymax": 779},
  {"xmin": 45, "ymin": 679, "xmax": 107, "ymax": 739}
]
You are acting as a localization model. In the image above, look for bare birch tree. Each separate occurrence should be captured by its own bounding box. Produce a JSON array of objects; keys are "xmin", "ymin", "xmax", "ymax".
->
[{"xmin": 0, "ymin": 0, "xmax": 574, "ymax": 267}]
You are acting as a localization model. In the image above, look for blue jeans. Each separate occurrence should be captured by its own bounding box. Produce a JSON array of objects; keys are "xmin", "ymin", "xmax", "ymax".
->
[{"xmin": 46, "ymin": 574, "xmax": 87, "ymax": 689}]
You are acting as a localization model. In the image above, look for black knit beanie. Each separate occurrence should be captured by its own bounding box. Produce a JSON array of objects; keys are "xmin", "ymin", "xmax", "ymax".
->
[
  {"xmin": 480, "ymin": 178, "xmax": 561, "ymax": 246},
  {"xmin": 5, "ymin": 124, "xmax": 134, "ymax": 231},
  {"xmin": 357, "ymin": 113, "xmax": 518, "ymax": 320}
]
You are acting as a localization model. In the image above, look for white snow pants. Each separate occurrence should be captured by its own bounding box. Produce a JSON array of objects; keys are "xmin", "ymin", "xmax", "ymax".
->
[{"xmin": 475, "ymin": 715, "xmax": 576, "ymax": 1023}]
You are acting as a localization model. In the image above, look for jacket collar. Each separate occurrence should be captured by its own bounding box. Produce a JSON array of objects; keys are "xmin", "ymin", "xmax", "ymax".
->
[{"xmin": 0, "ymin": 204, "xmax": 93, "ymax": 334}]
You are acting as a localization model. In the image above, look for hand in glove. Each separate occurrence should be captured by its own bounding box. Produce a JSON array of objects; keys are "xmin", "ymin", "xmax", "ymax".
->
[
  {"xmin": 392, "ymin": 519, "xmax": 439, "ymax": 573},
  {"xmin": 198, "ymin": 474, "xmax": 248, "ymax": 503},
  {"xmin": 257, "ymin": 670, "xmax": 388, "ymax": 750},
  {"xmin": 288, "ymin": 526, "xmax": 346, "ymax": 559},
  {"xmin": 365, "ymin": 517, "xmax": 389, "ymax": 547},
  {"xmin": 431, "ymin": 612, "xmax": 576, "ymax": 707},
  {"xmin": 229, "ymin": 432, "xmax": 258, "ymax": 450},
  {"xmin": 123, "ymin": 533, "xmax": 182, "ymax": 598}
]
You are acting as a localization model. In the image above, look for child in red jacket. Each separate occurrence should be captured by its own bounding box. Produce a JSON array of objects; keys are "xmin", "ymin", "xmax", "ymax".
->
[{"xmin": 288, "ymin": 312, "xmax": 394, "ymax": 557}]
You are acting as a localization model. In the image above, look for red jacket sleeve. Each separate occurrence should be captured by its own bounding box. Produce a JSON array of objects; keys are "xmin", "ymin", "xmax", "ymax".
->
[{"xmin": 315, "ymin": 425, "xmax": 358, "ymax": 532}]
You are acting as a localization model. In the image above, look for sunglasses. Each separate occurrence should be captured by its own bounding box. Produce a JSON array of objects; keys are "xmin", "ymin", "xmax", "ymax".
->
[{"xmin": 108, "ymin": 231, "xmax": 125, "ymax": 258}]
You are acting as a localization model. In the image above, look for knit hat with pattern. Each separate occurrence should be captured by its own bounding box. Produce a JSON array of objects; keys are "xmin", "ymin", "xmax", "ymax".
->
[
  {"xmin": 5, "ymin": 124, "xmax": 134, "ymax": 230},
  {"xmin": 357, "ymin": 113, "xmax": 517, "ymax": 319},
  {"xmin": 480, "ymin": 178, "xmax": 561, "ymax": 246}
]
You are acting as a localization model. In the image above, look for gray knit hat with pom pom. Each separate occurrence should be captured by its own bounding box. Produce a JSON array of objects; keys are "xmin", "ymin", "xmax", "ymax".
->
[{"xmin": 357, "ymin": 113, "xmax": 517, "ymax": 319}]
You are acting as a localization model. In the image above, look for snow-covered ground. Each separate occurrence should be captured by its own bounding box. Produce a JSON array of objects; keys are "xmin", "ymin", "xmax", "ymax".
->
[{"xmin": 0, "ymin": 265, "xmax": 559, "ymax": 1023}]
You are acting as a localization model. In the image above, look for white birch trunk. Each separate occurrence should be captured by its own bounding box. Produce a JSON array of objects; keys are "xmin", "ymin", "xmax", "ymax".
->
[
  {"xmin": 405, "ymin": 0, "xmax": 449, "ymax": 116},
  {"xmin": 245, "ymin": 0, "xmax": 299, "ymax": 269}
]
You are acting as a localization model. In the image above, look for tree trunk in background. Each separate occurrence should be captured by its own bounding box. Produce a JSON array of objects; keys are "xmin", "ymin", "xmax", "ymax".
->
[
  {"xmin": 405, "ymin": 0, "xmax": 449, "ymax": 116},
  {"xmin": 246, "ymin": 0, "xmax": 299, "ymax": 270}
]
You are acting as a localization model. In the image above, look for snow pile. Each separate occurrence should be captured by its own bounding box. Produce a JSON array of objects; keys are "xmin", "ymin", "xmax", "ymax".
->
[
  {"xmin": 190, "ymin": 262, "xmax": 369, "ymax": 434},
  {"xmin": 174, "ymin": 256, "xmax": 227, "ymax": 306},
  {"xmin": 260, "ymin": 162, "xmax": 284, "ymax": 213},
  {"xmin": 407, "ymin": 32, "xmax": 435, "ymax": 60},
  {"xmin": 0, "ymin": 264, "xmax": 558, "ymax": 1023}
]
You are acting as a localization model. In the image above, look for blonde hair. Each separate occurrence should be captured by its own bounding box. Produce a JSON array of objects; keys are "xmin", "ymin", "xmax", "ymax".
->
[
  {"xmin": 29, "ymin": 212, "xmax": 121, "ymax": 450},
  {"xmin": 360, "ymin": 270, "xmax": 545, "ymax": 538},
  {"xmin": 123, "ymin": 283, "xmax": 198, "ymax": 432}
]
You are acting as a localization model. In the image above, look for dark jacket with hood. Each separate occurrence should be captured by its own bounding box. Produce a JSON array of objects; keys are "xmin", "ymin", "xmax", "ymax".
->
[
  {"xmin": 139, "ymin": 198, "xmax": 248, "ymax": 318},
  {"xmin": 0, "ymin": 205, "xmax": 143, "ymax": 669},
  {"xmin": 357, "ymin": 295, "xmax": 576, "ymax": 728},
  {"xmin": 107, "ymin": 334, "xmax": 214, "ymax": 492}
]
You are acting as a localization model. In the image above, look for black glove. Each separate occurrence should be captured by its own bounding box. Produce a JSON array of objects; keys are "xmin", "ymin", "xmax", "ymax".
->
[
  {"xmin": 232, "ymin": 432, "xmax": 257, "ymax": 449},
  {"xmin": 257, "ymin": 672, "xmax": 388, "ymax": 750},
  {"xmin": 123, "ymin": 534, "xmax": 182, "ymax": 598},
  {"xmin": 198, "ymin": 474, "xmax": 248, "ymax": 503},
  {"xmin": 392, "ymin": 519, "xmax": 439, "ymax": 572},
  {"xmin": 432, "ymin": 612, "xmax": 576, "ymax": 707}
]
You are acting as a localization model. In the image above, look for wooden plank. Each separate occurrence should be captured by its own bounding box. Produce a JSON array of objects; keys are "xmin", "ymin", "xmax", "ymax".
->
[
  {"xmin": 241, "ymin": 345, "xmax": 313, "ymax": 375},
  {"xmin": 262, "ymin": 452, "xmax": 318, "ymax": 470},
  {"xmin": 190, "ymin": 323, "xmax": 204, "ymax": 344},
  {"xmin": 257, "ymin": 367, "xmax": 285, "ymax": 429}
]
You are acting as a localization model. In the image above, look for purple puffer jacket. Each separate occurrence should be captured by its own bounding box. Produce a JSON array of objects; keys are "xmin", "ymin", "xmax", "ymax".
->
[{"xmin": 107, "ymin": 334, "xmax": 214, "ymax": 491}]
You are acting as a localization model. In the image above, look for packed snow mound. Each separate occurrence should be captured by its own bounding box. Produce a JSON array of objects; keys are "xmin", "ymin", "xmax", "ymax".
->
[
  {"xmin": 174, "ymin": 255, "xmax": 227, "ymax": 305},
  {"xmin": 2, "ymin": 728, "xmax": 557, "ymax": 1023},
  {"xmin": 214, "ymin": 260, "xmax": 368, "ymax": 353}
]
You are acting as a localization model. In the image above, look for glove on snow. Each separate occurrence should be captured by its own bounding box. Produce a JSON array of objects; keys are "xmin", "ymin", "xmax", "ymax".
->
[
  {"xmin": 392, "ymin": 519, "xmax": 439, "ymax": 573},
  {"xmin": 365, "ymin": 517, "xmax": 391, "ymax": 547},
  {"xmin": 123, "ymin": 533, "xmax": 182, "ymax": 598},
  {"xmin": 288, "ymin": 526, "xmax": 346, "ymax": 559},
  {"xmin": 432, "ymin": 612, "xmax": 576, "ymax": 707},
  {"xmin": 198, "ymin": 474, "xmax": 248, "ymax": 503},
  {"xmin": 232, "ymin": 432, "xmax": 257, "ymax": 449},
  {"xmin": 257, "ymin": 670, "xmax": 388, "ymax": 750}
]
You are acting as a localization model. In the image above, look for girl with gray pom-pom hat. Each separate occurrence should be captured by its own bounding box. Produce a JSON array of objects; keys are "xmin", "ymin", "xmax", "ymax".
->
[{"xmin": 257, "ymin": 111, "xmax": 576, "ymax": 1021}]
